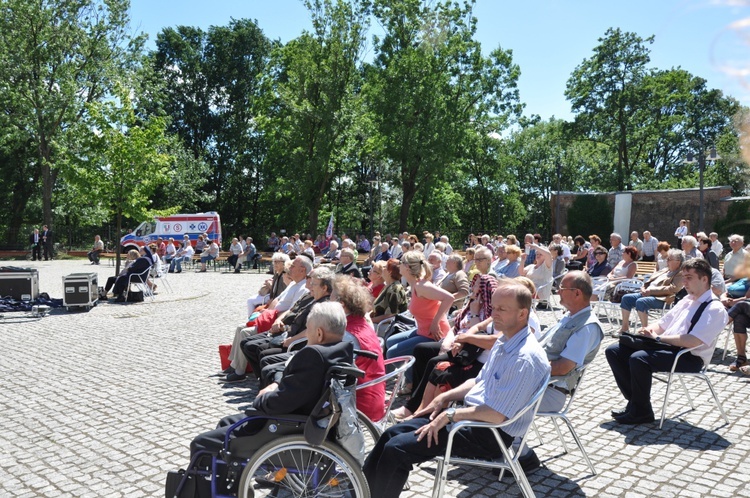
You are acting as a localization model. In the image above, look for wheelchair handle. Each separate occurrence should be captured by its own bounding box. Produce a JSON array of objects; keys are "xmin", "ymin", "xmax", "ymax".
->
[
  {"xmin": 353, "ymin": 348, "xmax": 379, "ymax": 360},
  {"xmin": 329, "ymin": 365, "xmax": 365, "ymax": 379}
]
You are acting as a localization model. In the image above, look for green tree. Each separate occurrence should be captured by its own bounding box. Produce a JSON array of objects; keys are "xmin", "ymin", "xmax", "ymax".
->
[
  {"xmin": 77, "ymin": 89, "xmax": 173, "ymax": 272},
  {"xmin": 0, "ymin": 0, "xmax": 143, "ymax": 227},
  {"xmin": 365, "ymin": 0, "xmax": 522, "ymax": 232},
  {"xmin": 147, "ymin": 20, "xmax": 273, "ymax": 235},
  {"xmin": 256, "ymin": 0, "xmax": 369, "ymax": 235},
  {"xmin": 565, "ymin": 28, "xmax": 653, "ymax": 191}
]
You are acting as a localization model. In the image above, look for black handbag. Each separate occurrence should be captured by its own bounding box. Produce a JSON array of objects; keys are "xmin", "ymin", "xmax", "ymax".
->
[
  {"xmin": 382, "ymin": 312, "xmax": 416, "ymax": 341},
  {"xmin": 449, "ymin": 331, "xmax": 491, "ymax": 366},
  {"xmin": 618, "ymin": 300, "xmax": 711, "ymax": 352}
]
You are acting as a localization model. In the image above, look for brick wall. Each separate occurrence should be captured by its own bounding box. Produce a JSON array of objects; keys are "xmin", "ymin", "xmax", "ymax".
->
[{"xmin": 551, "ymin": 186, "xmax": 733, "ymax": 242}]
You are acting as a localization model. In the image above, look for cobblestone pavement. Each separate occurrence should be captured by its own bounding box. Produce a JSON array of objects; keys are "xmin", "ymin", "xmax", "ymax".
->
[{"xmin": 1, "ymin": 260, "xmax": 749, "ymax": 497}]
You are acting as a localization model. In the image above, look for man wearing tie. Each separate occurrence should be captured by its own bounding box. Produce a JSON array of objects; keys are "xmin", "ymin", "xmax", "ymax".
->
[
  {"xmin": 30, "ymin": 229, "xmax": 41, "ymax": 261},
  {"xmin": 41, "ymin": 225, "xmax": 52, "ymax": 261}
]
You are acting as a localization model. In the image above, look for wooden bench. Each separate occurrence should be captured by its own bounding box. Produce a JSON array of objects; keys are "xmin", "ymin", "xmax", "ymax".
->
[
  {"xmin": 0, "ymin": 250, "xmax": 30, "ymax": 260},
  {"xmin": 635, "ymin": 261, "xmax": 657, "ymax": 277}
]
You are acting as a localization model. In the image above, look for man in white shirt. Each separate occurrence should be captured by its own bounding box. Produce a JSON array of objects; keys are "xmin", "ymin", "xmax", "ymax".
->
[
  {"xmin": 169, "ymin": 240, "xmax": 194, "ymax": 273},
  {"xmin": 628, "ymin": 231, "xmax": 643, "ymax": 259},
  {"xmin": 723, "ymin": 234, "xmax": 746, "ymax": 281},
  {"xmin": 552, "ymin": 234, "xmax": 571, "ymax": 263},
  {"xmin": 605, "ymin": 259, "xmax": 727, "ymax": 425},
  {"xmin": 641, "ymin": 231, "xmax": 659, "ymax": 262},
  {"xmin": 709, "ymin": 232, "xmax": 723, "ymax": 258}
]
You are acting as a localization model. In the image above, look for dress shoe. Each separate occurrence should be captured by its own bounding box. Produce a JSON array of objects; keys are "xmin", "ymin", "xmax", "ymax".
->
[
  {"xmin": 518, "ymin": 449, "xmax": 541, "ymax": 473},
  {"xmin": 492, "ymin": 449, "xmax": 540, "ymax": 476},
  {"xmin": 223, "ymin": 372, "xmax": 247, "ymax": 383},
  {"xmin": 611, "ymin": 404, "xmax": 631, "ymax": 418},
  {"xmin": 614, "ymin": 412, "xmax": 655, "ymax": 425}
]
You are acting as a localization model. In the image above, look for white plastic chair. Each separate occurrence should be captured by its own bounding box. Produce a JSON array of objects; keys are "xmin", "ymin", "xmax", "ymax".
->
[
  {"xmin": 431, "ymin": 373, "xmax": 551, "ymax": 498},
  {"xmin": 652, "ymin": 343, "xmax": 729, "ymax": 429},
  {"xmin": 533, "ymin": 366, "xmax": 596, "ymax": 475}
]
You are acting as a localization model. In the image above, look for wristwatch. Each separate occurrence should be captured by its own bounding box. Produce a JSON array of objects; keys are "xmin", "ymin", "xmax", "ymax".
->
[
  {"xmin": 655, "ymin": 336, "xmax": 662, "ymax": 343},
  {"xmin": 445, "ymin": 407, "xmax": 456, "ymax": 423}
]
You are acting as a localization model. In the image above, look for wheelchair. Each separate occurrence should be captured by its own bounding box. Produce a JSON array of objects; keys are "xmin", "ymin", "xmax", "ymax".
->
[{"xmin": 166, "ymin": 362, "xmax": 371, "ymax": 498}]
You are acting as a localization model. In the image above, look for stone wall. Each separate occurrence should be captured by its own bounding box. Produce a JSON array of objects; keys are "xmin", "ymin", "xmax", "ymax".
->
[{"xmin": 551, "ymin": 186, "xmax": 733, "ymax": 242}]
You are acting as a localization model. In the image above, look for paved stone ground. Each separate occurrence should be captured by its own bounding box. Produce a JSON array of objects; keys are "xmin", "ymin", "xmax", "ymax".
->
[{"xmin": 0, "ymin": 260, "xmax": 749, "ymax": 497}]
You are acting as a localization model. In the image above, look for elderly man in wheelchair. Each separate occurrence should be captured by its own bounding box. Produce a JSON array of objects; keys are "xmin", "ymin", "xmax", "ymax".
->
[{"xmin": 166, "ymin": 301, "xmax": 371, "ymax": 498}]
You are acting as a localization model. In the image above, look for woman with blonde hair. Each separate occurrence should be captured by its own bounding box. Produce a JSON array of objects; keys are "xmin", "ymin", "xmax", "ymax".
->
[
  {"xmin": 423, "ymin": 233, "xmax": 435, "ymax": 258},
  {"xmin": 385, "ymin": 251, "xmax": 454, "ymax": 392},
  {"xmin": 497, "ymin": 244, "xmax": 522, "ymax": 278}
]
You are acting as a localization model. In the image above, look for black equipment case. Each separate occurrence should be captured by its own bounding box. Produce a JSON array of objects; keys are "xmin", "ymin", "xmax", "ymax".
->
[{"xmin": 0, "ymin": 267, "xmax": 40, "ymax": 301}]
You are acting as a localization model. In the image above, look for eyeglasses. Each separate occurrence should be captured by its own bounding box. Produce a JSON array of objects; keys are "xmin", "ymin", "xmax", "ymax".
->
[
  {"xmin": 595, "ymin": 252, "xmax": 607, "ymax": 256},
  {"xmin": 474, "ymin": 257, "xmax": 489, "ymax": 262}
]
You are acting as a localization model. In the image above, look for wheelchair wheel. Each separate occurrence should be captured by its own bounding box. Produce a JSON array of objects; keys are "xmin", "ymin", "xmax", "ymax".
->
[
  {"xmin": 237, "ymin": 434, "xmax": 370, "ymax": 498},
  {"xmin": 356, "ymin": 410, "xmax": 382, "ymax": 454}
]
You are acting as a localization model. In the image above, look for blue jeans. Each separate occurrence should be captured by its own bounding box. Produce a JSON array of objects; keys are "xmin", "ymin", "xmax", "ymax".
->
[
  {"xmin": 170, "ymin": 255, "xmax": 191, "ymax": 272},
  {"xmin": 385, "ymin": 328, "xmax": 434, "ymax": 382},
  {"xmin": 620, "ymin": 293, "xmax": 666, "ymax": 313}
]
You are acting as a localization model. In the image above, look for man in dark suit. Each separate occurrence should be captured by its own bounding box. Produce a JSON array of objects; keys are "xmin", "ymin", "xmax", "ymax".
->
[
  {"xmin": 41, "ymin": 225, "xmax": 53, "ymax": 261},
  {"xmin": 335, "ymin": 248, "xmax": 363, "ymax": 279},
  {"xmin": 111, "ymin": 246, "xmax": 154, "ymax": 300},
  {"xmin": 190, "ymin": 302, "xmax": 353, "ymax": 457},
  {"xmin": 29, "ymin": 229, "xmax": 42, "ymax": 261}
]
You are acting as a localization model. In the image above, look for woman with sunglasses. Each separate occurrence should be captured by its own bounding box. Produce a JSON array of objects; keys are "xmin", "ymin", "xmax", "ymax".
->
[{"xmin": 587, "ymin": 248, "xmax": 612, "ymax": 277}]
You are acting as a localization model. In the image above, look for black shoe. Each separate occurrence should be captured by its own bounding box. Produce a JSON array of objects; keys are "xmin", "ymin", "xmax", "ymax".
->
[
  {"xmin": 492, "ymin": 449, "xmax": 540, "ymax": 477},
  {"xmin": 176, "ymin": 270, "xmax": 182, "ymax": 274},
  {"xmin": 168, "ymin": 270, "xmax": 175, "ymax": 273},
  {"xmin": 224, "ymin": 372, "xmax": 247, "ymax": 383},
  {"xmin": 614, "ymin": 412, "xmax": 655, "ymax": 425},
  {"xmin": 234, "ymin": 269, "xmax": 241, "ymax": 274},
  {"xmin": 222, "ymin": 366, "xmax": 235, "ymax": 375},
  {"xmin": 518, "ymin": 449, "xmax": 541, "ymax": 473},
  {"xmin": 611, "ymin": 404, "xmax": 630, "ymax": 418}
]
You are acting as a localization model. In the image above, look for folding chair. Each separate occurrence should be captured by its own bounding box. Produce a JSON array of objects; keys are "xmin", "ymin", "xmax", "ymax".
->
[
  {"xmin": 431, "ymin": 373, "xmax": 551, "ymax": 498},
  {"xmin": 152, "ymin": 260, "xmax": 173, "ymax": 293},
  {"xmin": 653, "ymin": 342, "xmax": 729, "ymax": 429},
  {"xmin": 720, "ymin": 323, "xmax": 734, "ymax": 361},
  {"xmin": 356, "ymin": 355, "xmax": 415, "ymax": 428},
  {"xmin": 125, "ymin": 267, "xmax": 154, "ymax": 302},
  {"xmin": 533, "ymin": 366, "xmax": 596, "ymax": 475}
]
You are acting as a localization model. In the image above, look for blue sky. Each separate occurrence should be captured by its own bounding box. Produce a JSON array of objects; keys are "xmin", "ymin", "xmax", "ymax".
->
[{"xmin": 128, "ymin": 0, "xmax": 750, "ymax": 120}]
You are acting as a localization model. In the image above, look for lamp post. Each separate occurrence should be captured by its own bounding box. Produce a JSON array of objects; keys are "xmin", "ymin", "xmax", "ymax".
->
[
  {"xmin": 685, "ymin": 146, "xmax": 720, "ymax": 233},
  {"xmin": 555, "ymin": 160, "xmax": 562, "ymax": 235},
  {"xmin": 368, "ymin": 172, "xmax": 378, "ymax": 241}
]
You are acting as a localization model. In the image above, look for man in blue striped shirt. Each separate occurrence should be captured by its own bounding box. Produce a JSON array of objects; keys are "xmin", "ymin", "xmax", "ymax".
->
[{"xmin": 363, "ymin": 283, "xmax": 550, "ymax": 498}]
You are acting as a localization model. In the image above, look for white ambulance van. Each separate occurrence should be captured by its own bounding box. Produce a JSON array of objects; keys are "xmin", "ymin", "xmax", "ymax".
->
[{"xmin": 120, "ymin": 212, "xmax": 222, "ymax": 252}]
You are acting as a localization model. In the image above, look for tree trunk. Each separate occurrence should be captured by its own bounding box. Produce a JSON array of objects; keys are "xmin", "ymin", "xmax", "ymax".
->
[
  {"xmin": 399, "ymin": 183, "xmax": 417, "ymax": 233},
  {"xmin": 115, "ymin": 210, "xmax": 122, "ymax": 276}
]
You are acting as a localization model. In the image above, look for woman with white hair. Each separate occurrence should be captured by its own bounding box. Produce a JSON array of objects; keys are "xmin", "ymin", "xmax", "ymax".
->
[{"xmin": 681, "ymin": 235, "xmax": 703, "ymax": 260}]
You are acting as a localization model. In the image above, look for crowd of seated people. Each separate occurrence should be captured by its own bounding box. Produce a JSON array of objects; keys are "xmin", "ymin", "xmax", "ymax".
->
[{"xmin": 172, "ymin": 225, "xmax": 750, "ymax": 498}]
